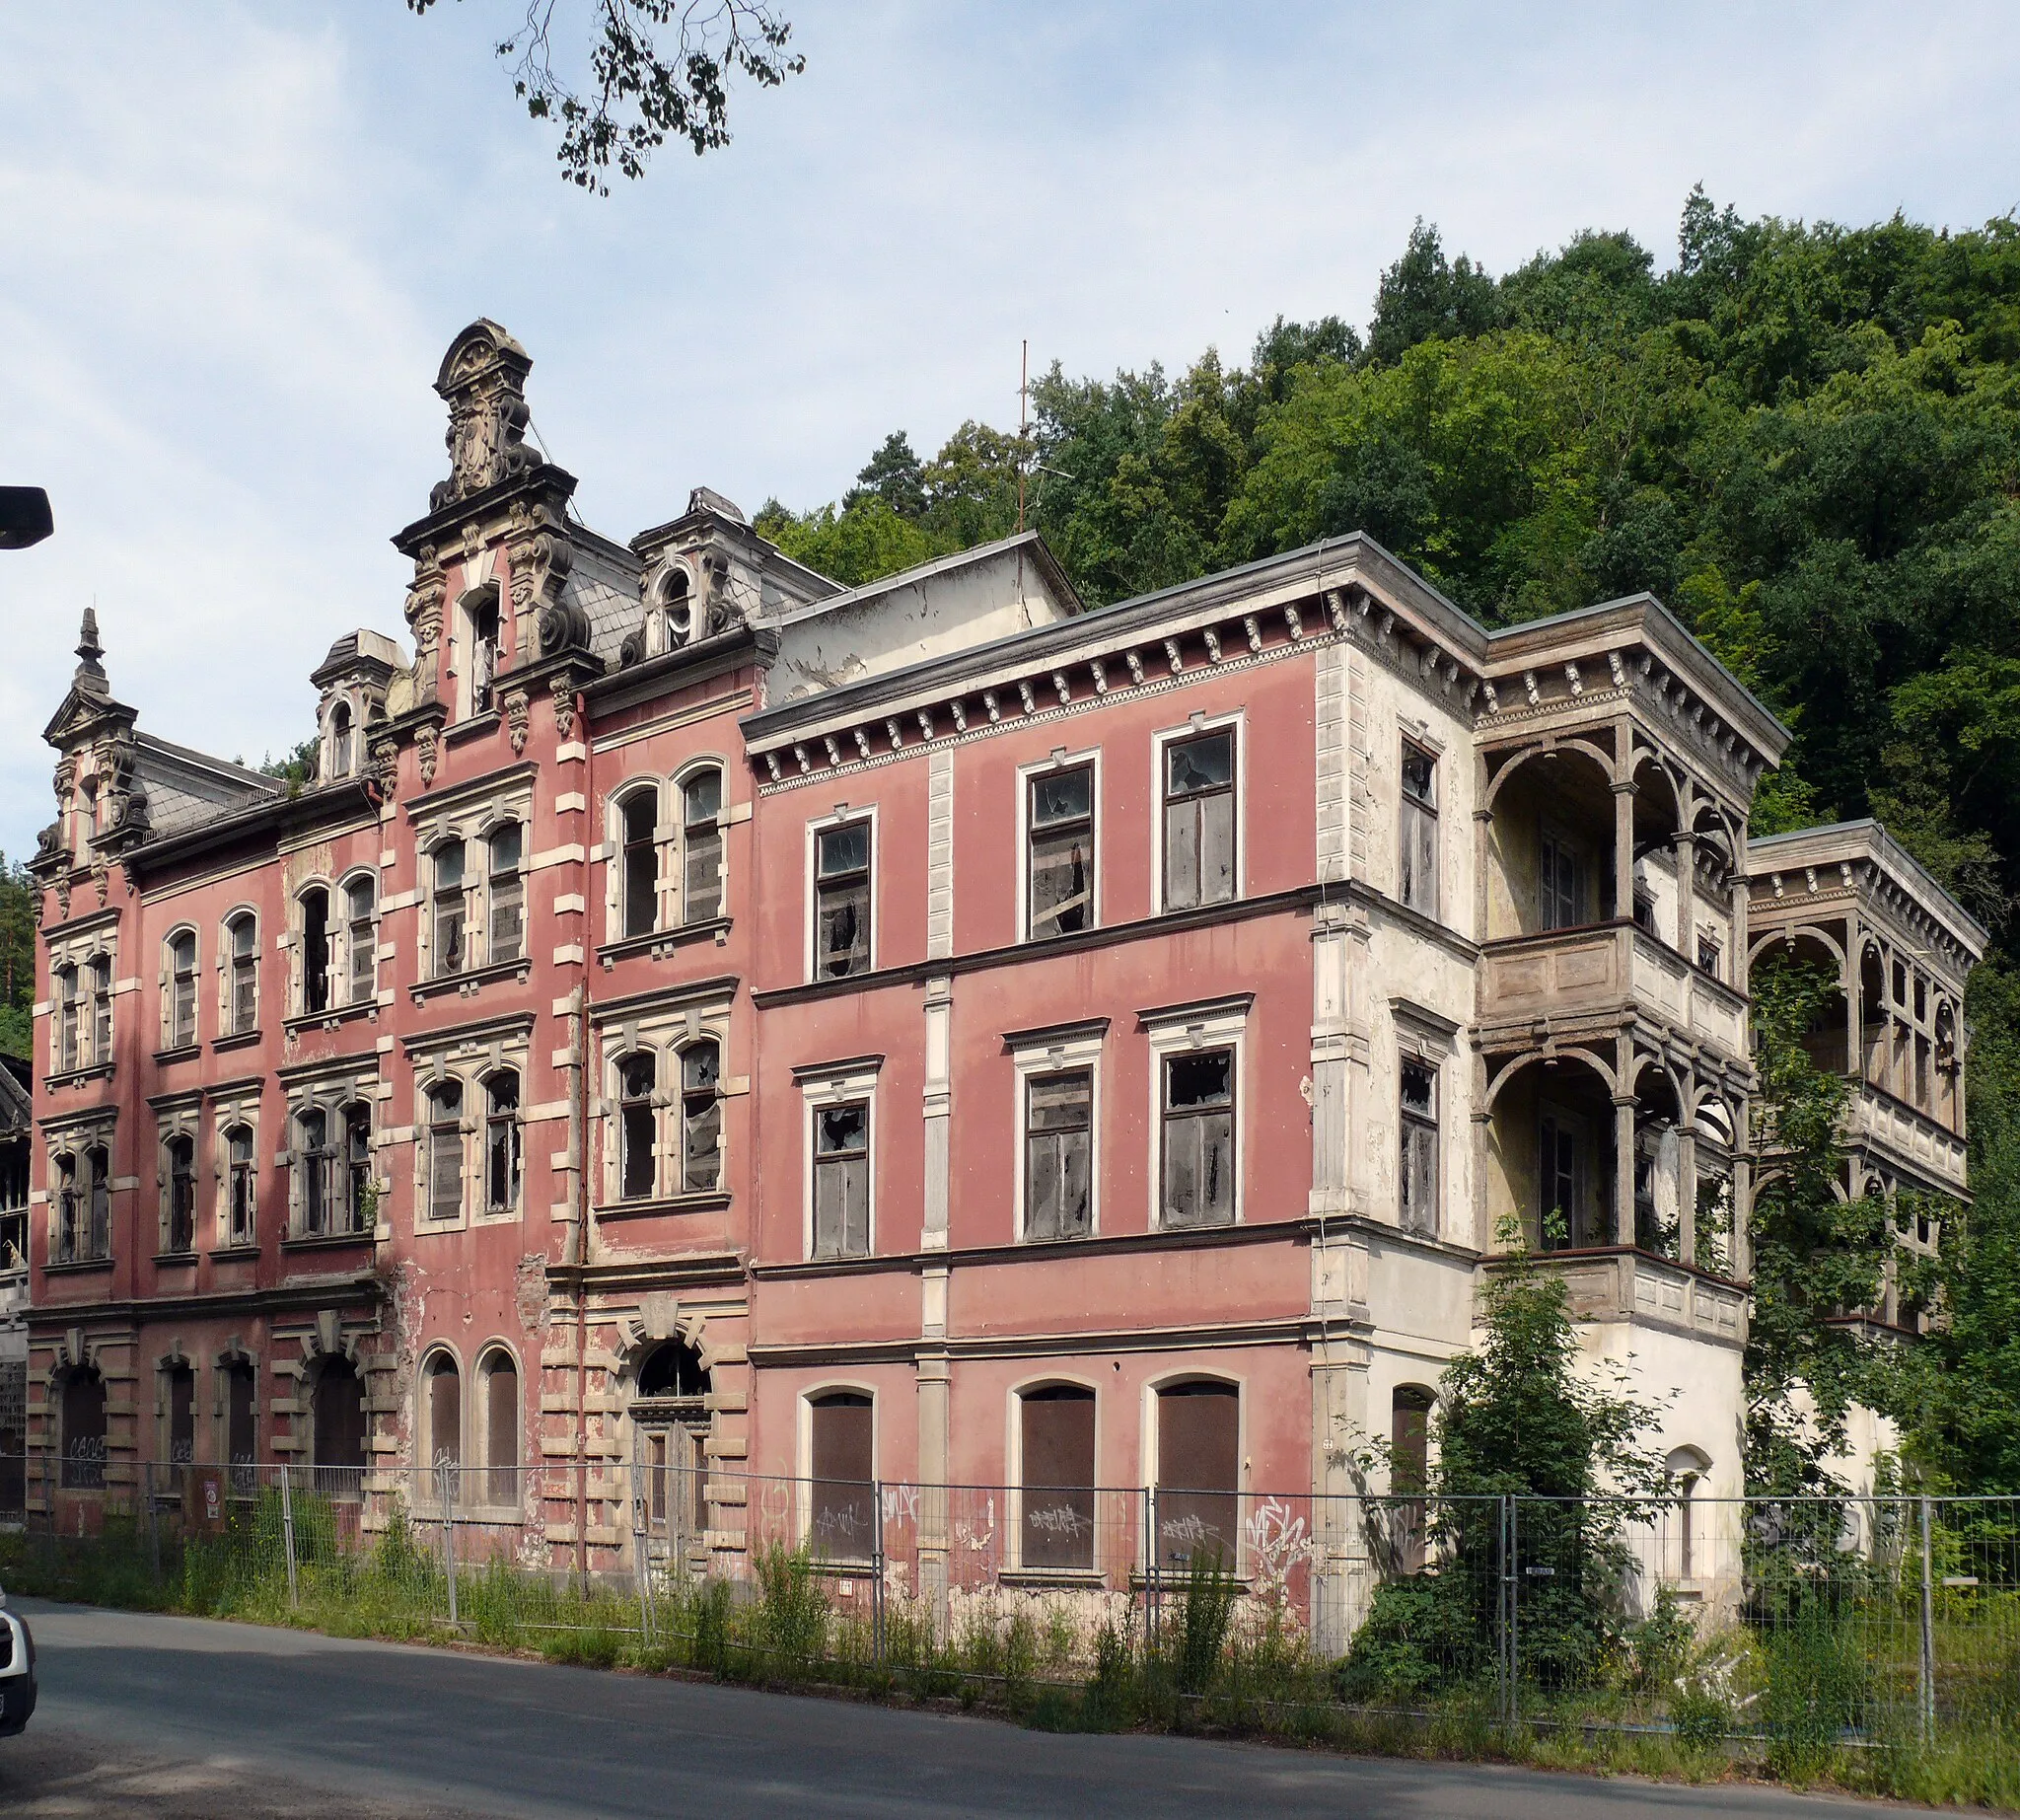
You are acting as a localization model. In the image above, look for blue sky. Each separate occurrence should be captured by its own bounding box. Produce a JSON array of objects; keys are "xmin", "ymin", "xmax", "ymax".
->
[{"xmin": 3, "ymin": 1, "xmax": 2018, "ymax": 862}]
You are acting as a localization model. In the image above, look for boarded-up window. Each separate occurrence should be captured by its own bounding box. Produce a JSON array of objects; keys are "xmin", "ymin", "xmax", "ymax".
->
[
  {"xmin": 301, "ymin": 887, "xmax": 330, "ymax": 1015},
  {"xmin": 682, "ymin": 769, "xmax": 724, "ymax": 924},
  {"xmin": 621, "ymin": 789, "xmax": 660, "ymax": 938},
  {"xmin": 487, "ymin": 823, "xmax": 524, "ymax": 965},
  {"xmin": 482, "ymin": 1352, "xmax": 518, "ymax": 1506},
  {"xmin": 425, "ymin": 1353, "xmax": 461, "ymax": 1469},
  {"xmin": 1156, "ymin": 1382, "xmax": 1238, "ymax": 1570},
  {"xmin": 426, "ymin": 1083, "xmax": 464, "ymax": 1223},
  {"xmin": 815, "ymin": 821, "xmax": 871, "ymax": 978},
  {"xmin": 808, "ymin": 1392, "xmax": 875, "ymax": 1562},
  {"xmin": 1025, "ymin": 1071, "xmax": 1092, "ymax": 1240},
  {"xmin": 1399, "ymin": 1059, "xmax": 1439, "ymax": 1238},
  {"xmin": 1399, "ymin": 744, "xmax": 1437, "ymax": 916},
  {"xmin": 1163, "ymin": 731, "xmax": 1236, "ymax": 910},
  {"xmin": 61, "ymin": 1368, "xmax": 107, "ymax": 1490},
  {"xmin": 432, "ymin": 843, "xmax": 467, "ymax": 978},
  {"xmin": 1028, "ymin": 764, "xmax": 1094, "ymax": 938},
  {"xmin": 1020, "ymin": 1387, "xmax": 1096, "ymax": 1571},
  {"xmin": 680, "ymin": 1042, "xmax": 722, "ymax": 1193},
  {"xmin": 1392, "ymin": 1388, "xmax": 1432, "ymax": 1573},
  {"xmin": 167, "ymin": 1364, "xmax": 195, "ymax": 1466},
  {"xmin": 619, "ymin": 1055, "xmax": 657, "ymax": 1201},
  {"xmin": 1161, "ymin": 1050, "xmax": 1234, "ymax": 1229},
  {"xmin": 1539, "ymin": 830, "xmax": 1583, "ymax": 932},
  {"xmin": 813, "ymin": 1102, "xmax": 870, "ymax": 1259}
]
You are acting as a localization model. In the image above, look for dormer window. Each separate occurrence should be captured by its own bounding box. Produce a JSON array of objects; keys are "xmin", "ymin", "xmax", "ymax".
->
[
  {"xmin": 329, "ymin": 702, "xmax": 353, "ymax": 778},
  {"xmin": 661, "ymin": 566, "xmax": 693, "ymax": 648},
  {"xmin": 465, "ymin": 589, "xmax": 501, "ymax": 716}
]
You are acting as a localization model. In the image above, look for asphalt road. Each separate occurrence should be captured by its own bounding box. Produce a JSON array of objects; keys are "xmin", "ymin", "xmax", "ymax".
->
[{"xmin": 3, "ymin": 1599, "xmax": 1924, "ymax": 1819}]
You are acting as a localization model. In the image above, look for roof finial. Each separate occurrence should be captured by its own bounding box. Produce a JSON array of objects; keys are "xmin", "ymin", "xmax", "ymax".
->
[{"xmin": 74, "ymin": 607, "xmax": 108, "ymax": 694}]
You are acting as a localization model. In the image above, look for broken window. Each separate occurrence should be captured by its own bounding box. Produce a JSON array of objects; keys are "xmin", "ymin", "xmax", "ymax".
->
[
  {"xmin": 1696, "ymin": 933, "xmax": 1721, "ymax": 980},
  {"xmin": 484, "ymin": 1071, "xmax": 522, "ymax": 1214},
  {"xmin": 1399, "ymin": 1058, "xmax": 1439, "ymax": 1238},
  {"xmin": 167, "ymin": 1363, "xmax": 195, "ymax": 1466},
  {"xmin": 1399, "ymin": 743, "xmax": 1438, "ymax": 917},
  {"xmin": 1161, "ymin": 1050, "xmax": 1234, "ymax": 1229},
  {"xmin": 166, "ymin": 1133, "xmax": 195, "ymax": 1253},
  {"xmin": 807, "ymin": 1391, "xmax": 875, "ymax": 1562},
  {"xmin": 682, "ymin": 768, "xmax": 724, "ymax": 923},
  {"xmin": 1164, "ymin": 730, "xmax": 1236, "ymax": 910},
  {"xmin": 618, "ymin": 1054, "xmax": 657, "ymax": 1201},
  {"xmin": 432, "ymin": 842, "xmax": 467, "ymax": 978},
  {"xmin": 226, "ymin": 1361, "xmax": 257, "ymax": 1493},
  {"xmin": 487, "ymin": 823, "xmax": 524, "ymax": 965},
  {"xmin": 1539, "ymin": 1114, "xmax": 1579, "ymax": 1248},
  {"xmin": 620, "ymin": 787, "xmax": 660, "ymax": 938},
  {"xmin": 226, "ymin": 1127, "xmax": 255, "ymax": 1245},
  {"xmin": 425, "ymin": 1082, "xmax": 464, "ymax": 1223},
  {"xmin": 168, "ymin": 930, "xmax": 198, "ymax": 1049},
  {"xmin": 228, "ymin": 913, "xmax": 258, "ymax": 1033},
  {"xmin": 346, "ymin": 876, "xmax": 377, "ymax": 1005},
  {"xmin": 298, "ymin": 1108, "xmax": 332, "ymax": 1236},
  {"xmin": 680, "ymin": 1041, "xmax": 722, "ymax": 1193},
  {"xmin": 54, "ymin": 965, "xmax": 79, "ymax": 1072},
  {"xmin": 300, "ymin": 887, "xmax": 330, "ymax": 1015},
  {"xmin": 1391, "ymin": 1387, "xmax": 1432, "ymax": 1573},
  {"xmin": 329, "ymin": 700, "xmax": 353, "ymax": 777},
  {"xmin": 342, "ymin": 1102, "xmax": 373, "ymax": 1233},
  {"xmin": 1024, "ymin": 1070, "xmax": 1092, "ymax": 1241},
  {"xmin": 815, "ymin": 821, "xmax": 871, "ymax": 978},
  {"xmin": 86, "ymin": 1143, "xmax": 110, "ymax": 1259},
  {"xmin": 52, "ymin": 1152, "xmax": 79, "ymax": 1262},
  {"xmin": 90, "ymin": 955, "xmax": 112, "ymax": 1063},
  {"xmin": 468, "ymin": 593, "xmax": 500, "ymax": 715},
  {"xmin": 481, "ymin": 1349, "xmax": 518, "ymax": 1506},
  {"xmin": 60, "ymin": 1367, "xmax": 107, "ymax": 1491},
  {"xmin": 1020, "ymin": 1386, "xmax": 1096, "ymax": 1571},
  {"xmin": 1029, "ymin": 763, "xmax": 1095, "ymax": 938},
  {"xmin": 813, "ymin": 1101, "xmax": 870, "ymax": 1259},
  {"xmin": 1155, "ymin": 1381, "xmax": 1238, "ymax": 1571},
  {"xmin": 1539, "ymin": 830, "xmax": 1584, "ymax": 931},
  {"xmin": 424, "ymin": 1351, "xmax": 461, "ymax": 1471}
]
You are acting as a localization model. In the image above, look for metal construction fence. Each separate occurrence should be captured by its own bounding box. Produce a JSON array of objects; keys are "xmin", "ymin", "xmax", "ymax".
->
[{"xmin": 5, "ymin": 1456, "xmax": 2016, "ymax": 1746}]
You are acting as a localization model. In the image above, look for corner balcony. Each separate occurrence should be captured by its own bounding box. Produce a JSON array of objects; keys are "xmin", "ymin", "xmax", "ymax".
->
[
  {"xmin": 1850, "ymin": 1081, "xmax": 1969, "ymax": 1196},
  {"xmin": 1478, "ymin": 920, "xmax": 1748, "ymax": 1059},
  {"xmin": 1487, "ymin": 1245, "xmax": 1748, "ymax": 1350}
]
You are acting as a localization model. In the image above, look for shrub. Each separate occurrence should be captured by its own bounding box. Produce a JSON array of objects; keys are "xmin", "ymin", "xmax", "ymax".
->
[
  {"xmin": 1335, "ymin": 1571, "xmax": 1485, "ymax": 1701},
  {"xmin": 1173, "ymin": 1548, "xmax": 1239, "ymax": 1697}
]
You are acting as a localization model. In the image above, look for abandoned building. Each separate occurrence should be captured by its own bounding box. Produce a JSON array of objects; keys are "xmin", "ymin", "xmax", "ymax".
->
[{"xmin": 21, "ymin": 322, "xmax": 1982, "ymax": 1613}]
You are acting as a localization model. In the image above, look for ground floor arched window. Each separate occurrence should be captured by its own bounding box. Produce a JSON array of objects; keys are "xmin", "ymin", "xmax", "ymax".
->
[{"xmin": 60, "ymin": 1365, "xmax": 107, "ymax": 1490}]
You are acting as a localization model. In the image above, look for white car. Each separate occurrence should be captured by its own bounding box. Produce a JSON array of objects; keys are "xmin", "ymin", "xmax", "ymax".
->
[{"xmin": 0, "ymin": 1590, "xmax": 35, "ymax": 1736}]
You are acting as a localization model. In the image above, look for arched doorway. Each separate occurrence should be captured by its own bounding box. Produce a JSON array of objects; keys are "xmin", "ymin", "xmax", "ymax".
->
[{"xmin": 633, "ymin": 1339, "xmax": 710, "ymax": 1572}]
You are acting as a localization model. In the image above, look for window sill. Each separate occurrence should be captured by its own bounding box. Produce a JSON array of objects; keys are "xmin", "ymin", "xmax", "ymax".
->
[
  {"xmin": 280, "ymin": 1229, "xmax": 374, "ymax": 1252},
  {"xmin": 597, "ymin": 1190, "xmax": 733, "ymax": 1221},
  {"xmin": 45, "ymin": 1062, "xmax": 113, "ymax": 1090},
  {"xmin": 152, "ymin": 1045, "xmax": 202, "ymax": 1066},
  {"xmin": 413, "ymin": 1217, "xmax": 469, "ymax": 1236},
  {"xmin": 409, "ymin": 957, "xmax": 532, "ymax": 1005},
  {"xmin": 997, "ymin": 1568, "xmax": 1106, "ymax": 1589},
  {"xmin": 212, "ymin": 1030, "xmax": 263, "ymax": 1055},
  {"xmin": 284, "ymin": 1001, "xmax": 376, "ymax": 1037},
  {"xmin": 443, "ymin": 710, "xmax": 501, "ymax": 748},
  {"xmin": 598, "ymin": 918, "xmax": 733, "ymax": 968},
  {"xmin": 44, "ymin": 1256, "xmax": 114, "ymax": 1274},
  {"xmin": 151, "ymin": 1249, "xmax": 199, "ymax": 1266},
  {"xmin": 207, "ymin": 1243, "xmax": 261, "ymax": 1262}
]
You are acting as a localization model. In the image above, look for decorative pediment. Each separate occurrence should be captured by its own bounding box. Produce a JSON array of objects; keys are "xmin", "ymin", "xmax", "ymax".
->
[{"xmin": 430, "ymin": 320, "xmax": 540, "ymax": 512}]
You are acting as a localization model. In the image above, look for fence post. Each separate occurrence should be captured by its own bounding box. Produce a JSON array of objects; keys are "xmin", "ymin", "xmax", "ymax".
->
[
  {"xmin": 1144, "ymin": 1487, "xmax": 1159, "ymax": 1650},
  {"xmin": 145, "ymin": 1462, "xmax": 161, "ymax": 1585},
  {"xmin": 1918, "ymin": 1493, "xmax": 1936, "ymax": 1745},
  {"xmin": 872, "ymin": 1478, "xmax": 886, "ymax": 1666},
  {"xmin": 1500, "ymin": 1494, "xmax": 1517, "ymax": 1731},
  {"xmin": 437, "ymin": 1459, "xmax": 459, "ymax": 1628},
  {"xmin": 278, "ymin": 1463, "xmax": 299, "ymax": 1610},
  {"xmin": 631, "ymin": 1439, "xmax": 652, "ymax": 1645}
]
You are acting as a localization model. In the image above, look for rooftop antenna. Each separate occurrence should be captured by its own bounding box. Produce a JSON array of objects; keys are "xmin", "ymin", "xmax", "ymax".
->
[{"xmin": 1017, "ymin": 338, "xmax": 1029, "ymax": 534}]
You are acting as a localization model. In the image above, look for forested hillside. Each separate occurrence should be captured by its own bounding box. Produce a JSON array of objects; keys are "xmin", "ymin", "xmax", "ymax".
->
[{"xmin": 758, "ymin": 189, "xmax": 2020, "ymax": 1490}]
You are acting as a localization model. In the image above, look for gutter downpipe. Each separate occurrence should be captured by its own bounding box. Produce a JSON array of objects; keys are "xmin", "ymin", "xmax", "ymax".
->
[{"xmin": 573, "ymin": 685, "xmax": 592, "ymax": 1576}]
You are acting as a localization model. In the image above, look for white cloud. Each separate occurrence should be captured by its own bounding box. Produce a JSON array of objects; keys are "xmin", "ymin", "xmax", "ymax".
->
[{"xmin": 3, "ymin": 0, "xmax": 2017, "ymax": 860}]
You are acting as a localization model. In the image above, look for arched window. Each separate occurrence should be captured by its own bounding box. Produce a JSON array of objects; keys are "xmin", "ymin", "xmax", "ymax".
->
[
  {"xmin": 426, "ymin": 1080, "xmax": 465, "ymax": 1223},
  {"xmin": 166, "ymin": 1361, "xmax": 196, "ymax": 1466},
  {"xmin": 298, "ymin": 1108, "xmax": 332, "ymax": 1235},
  {"xmin": 89, "ymin": 954, "xmax": 112, "ymax": 1064},
  {"xmin": 1666, "ymin": 1448, "xmax": 1708, "ymax": 1581},
  {"xmin": 225, "ymin": 1126, "xmax": 255, "ymax": 1246},
  {"xmin": 660, "ymin": 566, "xmax": 693, "ymax": 646},
  {"xmin": 682, "ymin": 768, "xmax": 724, "ymax": 923},
  {"xmin": 1154, "ymin": 1380, "xmax": 1239, "ymax": 1570},
  {"xmin": 484, "ymin": 1071, "xmax": 522, "ymax": 1214},
  {"xmin": 52, "ymin": 1152, "xmax": 80, "ymax": 1263},
  {"xmin": 423, "ymin": 1350, "xmax": 462, "ymax": 1471},
  {"xmin": 432, "ymin": 842, "xmax": 467, "ymax": 978},
  {"xmin": 1019, "ymin": 1385, "xmax": 1096, "ymax": 1570},
  {"xmin": 342, "ymin": 1101, "xmax": 373, "ymax": 1233},
  {"xmin": 807, "ymin": 1390, "xmax": 874, "ymax": 1563},
  {"xmin": 467, "ymin": 589, "xmax": 501, "ymax": 715},
  {"xmin": 166, "ymin": 1132, "xmax": 196, "ymax": 1254},
  {"xmin": 636, "ymin": 1340, "xmax": 710, "ymax": 1540},
  {"xmin": 1392, "ymin": 1387, "xmax": 1434, "ymax": 1574},
  {"xmin": 84, "ymin": 1143, "xmax": 110, "ymax": 1261},
  {"xmin": 300, "ymin": 886, "xmax": 330, "ymax": 1015},
  {"xmin": 54, "ymin": 964, "xmax": 79, "ymax": 1072},
  {"xmin": 311, "ymin": 1356, "xmax": 366, "ymax": 1493},
  {"xmin": 620, "ymin": 787, "xmax": 660, "ymax": 938},
  {"xmin": 345, "ymin": 875, "xmax": 377, "ymax": 1004},
  {"xmin": 329, "ymin": 700, "xmax": 353, "ymax": 778},
  {"xmin": 167, "ymin": 930, "xmax": 198, "ymax": 1049},
  {"xmin": 679, "ymin": 1041, "xmax": 722, "ymax": 1193},
  {"xmin": 487, "ymin": 823, "xmax": 524, "ymax": 965},
  {"xmin": 227, "ymin": 912, "xmax": 258, "ymax": 1035},
  {"xmin": 619, "ymin": 1054, "xmax": 657, "ymax": 1201},
  {"xmin": 479, "ymin": 1348, "xmax": 518, "ymax": 1506},
  {"xmin": 60, "ymin": 1366, "xmax": 107, "ymax": 1490}
]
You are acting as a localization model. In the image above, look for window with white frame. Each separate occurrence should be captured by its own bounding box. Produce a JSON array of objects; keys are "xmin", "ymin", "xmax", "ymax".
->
[
  {"xmin": 299, "ymin": 887, "xmax": 331, "ymax": 1016},
  {"xmin": 298, "ymin": 1108, "xmax": 334, "ymax": 1235},
  {"xmin": 54, "ymin": 963, "xmax": 80, "ymax": 1073},
  {"xmin": 678, "ymin": 1040, "xmax": 722, "ymax": 1193},
  {"xmin": 487, "ymin": 824, "xmax": 524, "ymax": 965},
  {"xmin": 1027, "ymin": 762, "xmax": 1095, "ymax": 939},
  {"xmin": 806, "ymin": 1390, "xmax": 875, "ymax": 1562},
  {"xmin": 89, "ymin": 954, "xmax": 112, "ymax": 1064},
  {"xmin": 1161, "ymin": 728, "xmax": 1236, "ymax": 910},
  {"xmin": 344, "ymin": 876, "xmax": 378, "ymax": 1005},
  {"xmin": 617, "ymin": 1054, "xmax": 657, "ymax": 1201},
  {"xmin": 431, "ymin": 842, "xmax": 468, "ymax": 978},
  {"xmin": 225, "ymin": 912, "xmax": 258, "ymax": 1034},
  {"xmin": 681, "ymin": 767, "xmax": 724, "ymax": 924},
  {"xmin": 424, "ymin": 1080, "xmax": 465, "ymax": 1223},
  {"xmin": 166, "ymin": 930, "xmax": 198, "ymax": 1049},
  {"xmin": 1399, "ymin": 1057, "xmax": 1439, "ymax": 1238},
  {"xmin": 165, "ymin": 1130, "xmax": 196, "ymax": 1253},
  {"xmin": 1399, "ymin": 741, "xmax": 1438, "ymax": 917},
  {"xmin": 813, "ymin": 820, "xmax": 872, "ymax": 979},
  {"xmin": 1025, "ymin": 1071, "xmax": 1093, "ymax": 1240},
  {"xmin": 618, "ymin": 786, "xmax": 660, "ymax": 939},
  {"xmin": 813, "ymin": 1102, "xmax": 870, "ymax": 1259},
  {"xmin": 1145, "ymin": 997, "xmax": 1249, "ymax": 1232},
  {"xmin": 483, "ymin": 1070, "xmax": 522, "ymax": 1215}
]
